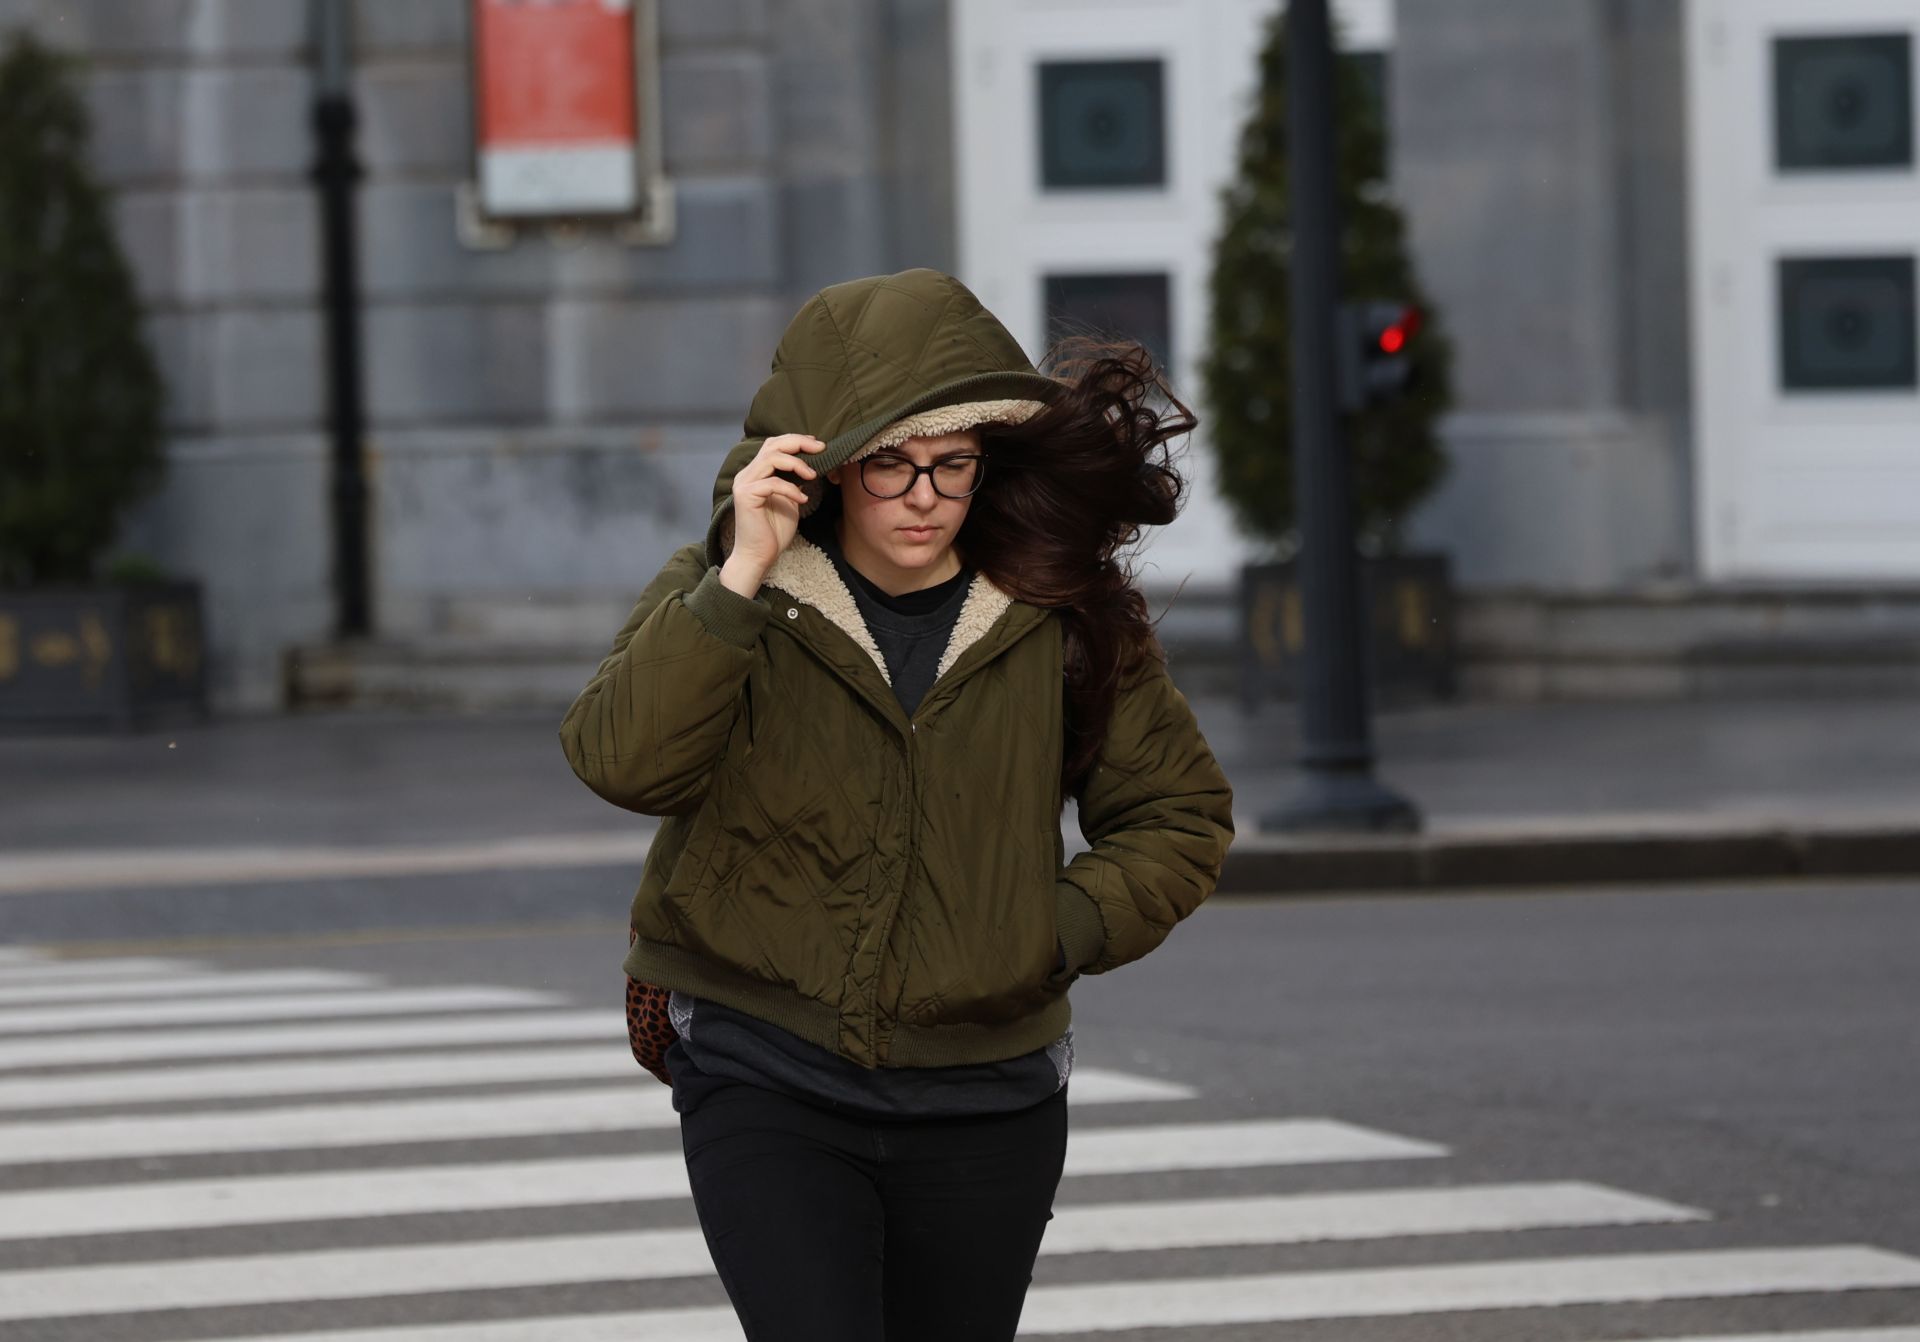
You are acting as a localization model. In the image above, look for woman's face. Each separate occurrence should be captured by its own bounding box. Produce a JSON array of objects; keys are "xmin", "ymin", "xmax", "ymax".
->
[{"xmin": 826, "ymin": 429, "xmax": 981, "ymax": 590}]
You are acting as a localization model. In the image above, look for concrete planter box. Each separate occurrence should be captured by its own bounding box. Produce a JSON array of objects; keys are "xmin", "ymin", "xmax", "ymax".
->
[
  {"xmin": 1238, "ymin": 553, "xmax": 1458, "ymax": 709},
  {"xmin": 0, "ymin": 581, "xmax": 209, "ymax": 732}
]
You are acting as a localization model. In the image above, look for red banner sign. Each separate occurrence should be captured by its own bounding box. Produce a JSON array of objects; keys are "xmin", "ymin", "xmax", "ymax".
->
[{"xmin": 471, "ymin": 0, "xmax": 641, "ymax": 218}]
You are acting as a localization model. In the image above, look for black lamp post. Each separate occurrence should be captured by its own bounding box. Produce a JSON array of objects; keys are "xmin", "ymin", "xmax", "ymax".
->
[
  {"xmin": 1259, "ymin": 0, "xmax": 1419, "ymax": 835},
  {"xmin": 310, "ymin": 0, "xmax": 371, "ymax": 639}
]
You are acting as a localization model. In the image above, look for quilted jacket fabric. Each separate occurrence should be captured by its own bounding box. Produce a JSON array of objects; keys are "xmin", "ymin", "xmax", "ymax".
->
[{"xmin": 559, "ymin": 269, "xmax": 1235, "ymax": 1070}]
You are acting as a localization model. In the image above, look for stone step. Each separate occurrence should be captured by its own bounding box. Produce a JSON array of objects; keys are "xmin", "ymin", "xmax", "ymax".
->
[
  {"xmin": 287, "ymin": 641, "xmax": 608, "ymax": 712},
  {"xmin": 1459, "ymin": 586, "xmax": 1920, "ymax": 699},
  {"xmin": 286, "ymin": 584, "xmax": 1920, "ymax": 711},
  {"xmin": 1462, "ymin": 585, "xmax": 1920, "ymax": 655}
]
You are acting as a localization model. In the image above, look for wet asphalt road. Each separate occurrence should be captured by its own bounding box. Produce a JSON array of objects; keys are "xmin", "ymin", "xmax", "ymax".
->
[{"xmin": 1, "ymin": 877, "xmax": 1915, "ymax": 1340}]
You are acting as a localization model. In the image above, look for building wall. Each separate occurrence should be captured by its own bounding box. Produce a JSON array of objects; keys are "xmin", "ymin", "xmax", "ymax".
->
[
  {"xmin": 2, "ymin": 0, "xmax": 1761, "ymax": 713},
  {"xmin": 1395, "ymin": 0, "xmax": 1697, "ymax": 590},
  {"xmin": 0, "ymin": 0, "xmax": 951, "ymax": 712},
  {"xmin": 947, "ymin": 0, "xmax": 1696, "ymax": 594}
]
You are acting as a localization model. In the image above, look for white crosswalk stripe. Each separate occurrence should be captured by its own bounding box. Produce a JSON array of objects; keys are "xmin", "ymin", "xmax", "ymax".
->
[
  {"xmin": 170, "ymin": 1260, "xmax": 1920, "ymax": 1341},
  {"xmin": 1012, "ymin": 1249, "xmax": 1920, "ymax": 1332},
  {"xmin": 0, "ymin": 955, "xmax": 210, "ymax": 983},
  {"xmin": 0, "ymin": 967, "xmax": 373, "ymax": 1005},
  {"xmin": 0, "ymin": 953, "xmax": 1912, "ymax": 1342},
  {"xmin": 0, "ymin": 1096, "xmax": 1436, "ymax": 1166},
  {"xmin": 0, "ymin": 1115, "xmax": 1438, "ymax": 1240},
  {"xmin": 0, "ymin": 984, "xmax": 559, "ymax": 1034},
  {"xmin": 0, "ymin": 1044, "xmax": 639, "ymax": 1110},
  {"xmin": 0, "ymin": 1085, "xmax": 669, "ymax": 1162},
  {"xmin": 0, "ymin": 1009, "xmax": 622, "ymax": 1069},
  {"xmin": 0, "ymin": 1186, "xmax": 1711, "ymax": 1321},
  {"xmin": 0, "ymin": 1050, "xmax": 1194, "ymax": 1111}
]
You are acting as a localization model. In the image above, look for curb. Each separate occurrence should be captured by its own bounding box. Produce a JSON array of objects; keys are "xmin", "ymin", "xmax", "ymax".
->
[{"xmin": 1215, "ymin": 824, "xmax": 1920, "ymax": 895}]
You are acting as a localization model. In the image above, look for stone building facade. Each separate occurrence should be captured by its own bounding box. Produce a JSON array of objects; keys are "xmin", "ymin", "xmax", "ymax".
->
[
  {"xmin": 7, "ymin": 0, "xmax": 1917, "ymax": 709},
  {"xmin": 2, "ymin": 0, "xmax": 961, "ymax": 711}
]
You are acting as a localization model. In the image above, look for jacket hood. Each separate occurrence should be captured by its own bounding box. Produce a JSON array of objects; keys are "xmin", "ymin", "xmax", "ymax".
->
[{"xmin": 704, "ymin": 268, "xmax": 1063, "ymax": 566}]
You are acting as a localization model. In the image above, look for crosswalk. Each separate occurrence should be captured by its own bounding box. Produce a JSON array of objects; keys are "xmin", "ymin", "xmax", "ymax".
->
[{"xmin": 0, "ymin": 944, "xmax": 1915, "ymax": 1340}]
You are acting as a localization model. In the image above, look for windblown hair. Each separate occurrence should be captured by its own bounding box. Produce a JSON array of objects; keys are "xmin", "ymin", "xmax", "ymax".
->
[{"xmin": 960, "ymin": 337, "xmax": 1199, "ymax": 801}]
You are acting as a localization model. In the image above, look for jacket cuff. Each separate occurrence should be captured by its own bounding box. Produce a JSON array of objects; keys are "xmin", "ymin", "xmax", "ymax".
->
[
  {"xmin": 1053, "ymin": 882, "xmax": 1107, "ymax": 974},
  {"xmin": 682, "ymin": 565, "xmax": 771, "ymax": 649}
]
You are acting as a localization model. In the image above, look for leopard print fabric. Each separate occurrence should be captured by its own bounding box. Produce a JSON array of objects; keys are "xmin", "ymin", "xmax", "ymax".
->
[{"xmin": 626, "ymin": 925, "xmax": 678, "ymax": 1086}]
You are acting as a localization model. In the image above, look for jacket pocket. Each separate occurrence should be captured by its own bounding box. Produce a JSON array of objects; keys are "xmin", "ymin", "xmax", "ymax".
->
[
  {"xmin": 740, "ymin": 665, "xmax": 758, "ymax": 760},
  {"xmin": 1043, "ymin": 921, "xmax": 1079, "ymax": 993},
  {"xmin": 1042, "ymin": 805, "xmax": 1076, "ymax": 991}
]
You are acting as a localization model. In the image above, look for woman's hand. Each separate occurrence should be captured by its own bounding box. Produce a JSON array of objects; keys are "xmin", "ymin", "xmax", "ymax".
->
[{"xmin": 724, "ymin": 433, "xmax": 827, "ymax": 594}]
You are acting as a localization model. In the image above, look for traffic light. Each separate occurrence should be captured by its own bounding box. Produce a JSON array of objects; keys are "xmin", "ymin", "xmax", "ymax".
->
[{"xmin": 1336, "ymin": 301, "xmax": 1421, "ymax": 411}]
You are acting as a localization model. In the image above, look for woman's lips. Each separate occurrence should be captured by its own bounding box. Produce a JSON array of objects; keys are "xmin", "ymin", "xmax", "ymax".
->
[{"xmin": 899, "ymin": 526, "xmax": 938, "ymax": 540}]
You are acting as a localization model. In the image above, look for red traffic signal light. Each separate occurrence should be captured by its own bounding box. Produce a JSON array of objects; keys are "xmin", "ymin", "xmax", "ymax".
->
[
  {"xmin": 1377, "ymin": 306, "xmax": 1421, "ymax": 355},
  {"xmin": 1337, "ymin": 301, "xmax": 1422, "ymax": 411}
]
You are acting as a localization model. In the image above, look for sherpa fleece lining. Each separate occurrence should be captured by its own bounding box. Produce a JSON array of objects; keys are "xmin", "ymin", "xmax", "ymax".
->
[
  {"xmin": 846, "ymin": 397, "xmax": 1046, "ymax": 462},
  {"xmin": 762, "ymin": 535, "xmax": 1014, "ymax": 687}
]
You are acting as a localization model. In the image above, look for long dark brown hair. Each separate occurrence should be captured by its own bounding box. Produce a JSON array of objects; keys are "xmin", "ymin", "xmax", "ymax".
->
[{"xmin": 960, "ymin": 337, "xmax": 1199, "ymax": 800}]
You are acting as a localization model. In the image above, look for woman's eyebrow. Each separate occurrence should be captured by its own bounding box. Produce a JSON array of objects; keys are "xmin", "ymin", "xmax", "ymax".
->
[{"xmin": 876, "ymin": 448, "xmax": 979, "ymax": 462}]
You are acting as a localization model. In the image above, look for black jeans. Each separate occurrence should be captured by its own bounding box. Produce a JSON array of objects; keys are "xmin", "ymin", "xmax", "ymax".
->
[{"xmin": 679, "ymin": 1076, "xmax": 1070, "ymax": 1341}]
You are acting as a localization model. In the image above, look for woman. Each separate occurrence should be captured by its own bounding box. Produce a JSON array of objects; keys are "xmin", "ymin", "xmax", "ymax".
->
[{"xmin": 559, "ymin": 268, "xmax": 1233, "ymax": 1341}]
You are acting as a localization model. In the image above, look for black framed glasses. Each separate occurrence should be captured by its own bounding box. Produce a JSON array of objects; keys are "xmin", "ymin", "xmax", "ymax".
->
[{"xmin": 858, "ymin": 453, "xmax": 987, "ymax": 499}]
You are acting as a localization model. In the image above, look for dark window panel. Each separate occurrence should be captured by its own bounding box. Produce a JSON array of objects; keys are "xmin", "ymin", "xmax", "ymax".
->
[
  {"xmin": 1346, "ymin": 49, "xmax": 1391, "ymax": 173},
  {"xmin": 1778, "ymin": 255, "xmax": 1917, "ymax": 392},
  {"xmin": 1044, "ymin": 272, "xmax": 1173, "ymax": 371},
  {"xmin": 1038, "ymin": 59, "xmax": 1166, "ymax": 189},
  {"xmin": 1774, "ymin": 33, "xmax": 1914, "ymax": 171},
  {"xmin": 1349, "ymin": 50, "xmax": 1388, "ymax": 129}
]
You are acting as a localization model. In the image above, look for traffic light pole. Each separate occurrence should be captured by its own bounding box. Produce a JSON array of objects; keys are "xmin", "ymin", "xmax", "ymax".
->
[{"xmin": 1260, "ymin": 0, "xmax": 1419, "ymax": 834}]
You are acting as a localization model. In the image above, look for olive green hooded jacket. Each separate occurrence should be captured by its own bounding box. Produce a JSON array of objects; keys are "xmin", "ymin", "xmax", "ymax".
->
[{"xmin": 559, "ymin": 269, "xmax": 1234, "ymax": 1070}]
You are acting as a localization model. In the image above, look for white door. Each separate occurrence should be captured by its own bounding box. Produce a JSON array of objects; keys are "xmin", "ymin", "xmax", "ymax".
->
[
  {"xmin": 1689, "ymin": 0, "xmax": 1920, "ymax": 579},
  {"xmin": 952, "ymin": 0, "xmax": 1396, "ymax": 590}
]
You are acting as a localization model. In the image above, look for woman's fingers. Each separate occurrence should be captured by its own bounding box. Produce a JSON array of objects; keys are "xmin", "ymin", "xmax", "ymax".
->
[
  {"xmin": 764, "ymin": 433, "xmax": 826, "ymax": 452},
  {"xmin": 731, "ymin": 434, "xmax": 822, "ymax": 557},
  {"xmin": 743, "ymin": 472, "xmax": 808, "ymax": 500},
  {"xmin": 750, "ymin": 436, "xmax": 826, "ymax": 476},
  {"xmin": 746, "ymin": 450, "xmax": 817, "ymax": 480},
  {"xmin": 741, "ymin": 477, "xmax": 808, "ymax": 507}
]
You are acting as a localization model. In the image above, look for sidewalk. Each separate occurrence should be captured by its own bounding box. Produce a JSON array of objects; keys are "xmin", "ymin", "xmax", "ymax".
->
[
  {"xmin": 1199, "ymin": 696, "xmax": 1920, "ymax": 891},
  {"xmin": 4, "ymin": 696, "xmax": 1919, "ymax": 898}
]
